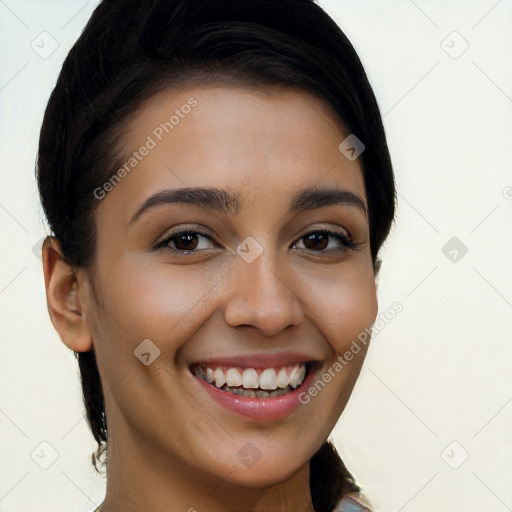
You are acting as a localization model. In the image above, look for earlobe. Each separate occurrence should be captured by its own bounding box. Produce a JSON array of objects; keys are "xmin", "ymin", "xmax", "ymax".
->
[{"xmin": 42, "ymin": 236, "xmax": 93, "ymax": 353}]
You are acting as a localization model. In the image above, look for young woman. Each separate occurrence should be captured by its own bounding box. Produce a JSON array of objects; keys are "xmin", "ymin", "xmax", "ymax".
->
[{"xmin": 38, "ymin": 1, "xmax": 396, "ymax": 511}]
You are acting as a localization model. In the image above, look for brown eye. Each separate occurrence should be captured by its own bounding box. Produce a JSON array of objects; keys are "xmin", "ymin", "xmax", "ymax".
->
[
  {"xmin": 293, "ymin": 230, "xmax": 357, "ymax": 252},
  {"xmin": 172, "ymin": 233, "xmax": 200, "ymax": 251},
  {"xmin": 154, "ymin": 229, "xmax": 220, "ymax": 253},
  {"xmin": 302, "ymin": 232, "xmax": 329, "ymax": 251}
]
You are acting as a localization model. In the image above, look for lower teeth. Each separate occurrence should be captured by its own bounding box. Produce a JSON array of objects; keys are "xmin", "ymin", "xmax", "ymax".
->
[{"xmin": 219, "ymin": 385, "xmax": 292, "ymax": 398}]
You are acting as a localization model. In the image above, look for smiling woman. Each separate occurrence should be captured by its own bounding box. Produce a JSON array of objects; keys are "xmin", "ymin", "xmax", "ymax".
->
[{"xmin": 37, "ymin": 1, "xmax": 396, "ymax": 511}]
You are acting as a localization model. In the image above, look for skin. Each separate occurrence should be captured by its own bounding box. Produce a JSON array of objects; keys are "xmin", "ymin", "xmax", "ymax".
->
[{"xmin": 43, "ymin": 85, "xmax": 378, "ymax": 512}]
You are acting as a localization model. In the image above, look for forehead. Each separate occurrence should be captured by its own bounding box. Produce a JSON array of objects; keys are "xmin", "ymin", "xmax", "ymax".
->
[{"xmin": 97, "ymin": 85, "xmax": 367, "ymax": 222}]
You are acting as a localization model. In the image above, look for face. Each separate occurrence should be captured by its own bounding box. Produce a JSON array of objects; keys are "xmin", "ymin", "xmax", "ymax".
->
[{"xmin": 81, "ymin": 85, "xmax": 377, "ymax": 490}]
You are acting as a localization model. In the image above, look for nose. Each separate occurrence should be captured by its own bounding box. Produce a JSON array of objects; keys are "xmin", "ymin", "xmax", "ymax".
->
[{"xmin": 223, "ymin": 248, "xmax": 305, "ymax": 337}]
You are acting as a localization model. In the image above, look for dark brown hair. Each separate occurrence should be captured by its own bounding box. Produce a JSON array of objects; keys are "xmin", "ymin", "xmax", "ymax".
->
[{"xmin": 37, "ymin": 1, "xmax": 396, "ymax": 510}]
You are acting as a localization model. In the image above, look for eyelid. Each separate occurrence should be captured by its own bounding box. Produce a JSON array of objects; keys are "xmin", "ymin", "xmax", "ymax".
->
[
  {"xmin": 295, "ymin": 223, "xmax": 351, "ymax": 239},
  {"xmin": 291, "ymin": 227, "xmax": 360, "ymax": 252},
  {"xmin": 153, "ymin": 225, "xmax": 219, "ymax": 248}
]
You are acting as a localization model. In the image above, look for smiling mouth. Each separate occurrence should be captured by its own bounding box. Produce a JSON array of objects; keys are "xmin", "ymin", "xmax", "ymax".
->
[{"xmin": 191, "ymin": 362, "xmax": 315, "ymax": 398}]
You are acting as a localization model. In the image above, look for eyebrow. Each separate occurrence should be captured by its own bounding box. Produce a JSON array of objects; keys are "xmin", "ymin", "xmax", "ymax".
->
[{"xmin": 129, "ymin": 186, "xmax": 367, "ymax": 225}]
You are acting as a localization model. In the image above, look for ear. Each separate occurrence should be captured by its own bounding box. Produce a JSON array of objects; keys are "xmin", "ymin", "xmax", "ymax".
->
[{"xmin": 42, "ymin": 236, "xmax": 93, "ymax": 352}]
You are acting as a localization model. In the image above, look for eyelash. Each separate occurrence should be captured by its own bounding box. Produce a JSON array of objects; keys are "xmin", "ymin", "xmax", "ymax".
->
[{"xmin": 153, "ymin": 227, "xmax": 362, "ymax": 255}]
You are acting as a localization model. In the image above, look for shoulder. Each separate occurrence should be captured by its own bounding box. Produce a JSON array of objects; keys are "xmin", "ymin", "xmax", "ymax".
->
[{"xmin": 332, "ymin": 493, "xmax": 374, "ymax": 512}]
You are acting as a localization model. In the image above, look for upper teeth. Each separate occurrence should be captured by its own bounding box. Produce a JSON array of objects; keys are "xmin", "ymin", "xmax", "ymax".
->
[{"xmin": 195, "ymin": 364, "xmax": 308, "ymax": 390}]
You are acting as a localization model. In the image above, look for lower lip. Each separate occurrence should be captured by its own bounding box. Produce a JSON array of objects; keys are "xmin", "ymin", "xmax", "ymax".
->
[{"xmin": 192, "ymin": 364, "xmax": 319, "ymax": 421}]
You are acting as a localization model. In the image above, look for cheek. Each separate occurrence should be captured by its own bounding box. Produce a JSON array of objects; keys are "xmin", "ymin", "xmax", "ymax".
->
[
  {"xmin": 302, "ymin": 265, "xmax": 377, "ymax": 353},
  {"xmin": 92, "ymin": 253, "xmax": 377, "ymax": 352},
  {"xmin": 92, "ymin": 257, "xmax": 227, "ymax": 346},
  {"xmin": 86, "ymin": 259, "xmax": 229, "ymax": 414}
]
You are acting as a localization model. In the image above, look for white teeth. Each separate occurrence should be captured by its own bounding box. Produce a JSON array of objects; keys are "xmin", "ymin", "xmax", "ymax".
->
[
  {"xmin": 298, "ymin": 365, "xmax": 306, "ymax": 381},
  {"xmin": 289, "ymin": 364, "xmax": 305, "ymax": 388},
  {"xmin": 214, "ymin": 367, "xmax": 226, "ymax": 388},
  {"xmin": 226, "ymin": 368, "xmax": 242, "ymax": 387},
  {"xmin": 242, "ymin": 368, "xmax": 259, "ymax": 389},
  {"xmin": 196, "ymin": 363, "xmax": 309, "ymax": 394},
  {"xmin": 276, "ymin": 368, "xmax": 289, "ymax": 389},
  {"xmin": 259, "ymin": 368, "xmax": 278, "ymax": 390}
]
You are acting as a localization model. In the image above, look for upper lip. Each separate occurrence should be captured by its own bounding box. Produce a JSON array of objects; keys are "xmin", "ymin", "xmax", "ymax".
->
[{"xmin": 189, "ymin": 351, "xmax": 321, "ymax": 370}]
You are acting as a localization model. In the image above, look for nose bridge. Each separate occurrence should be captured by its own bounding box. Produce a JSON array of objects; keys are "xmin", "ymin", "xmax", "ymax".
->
[{"xmin": 223, "ymin": 241, "xmax": 304, "ymax": 336}]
